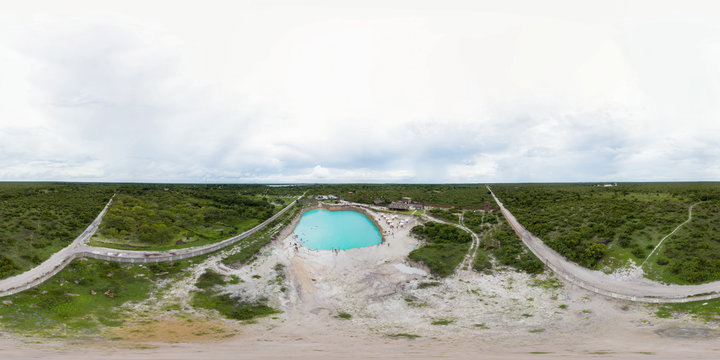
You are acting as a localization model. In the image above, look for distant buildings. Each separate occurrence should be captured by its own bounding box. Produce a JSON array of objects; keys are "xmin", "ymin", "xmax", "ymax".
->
[
  {"xmin": 315, "ymin": 195, "xmax": 338, "ymax": 200},
  {"xmin": 388, "ymin": 197, "xmax": 424, "ymax": 211}
]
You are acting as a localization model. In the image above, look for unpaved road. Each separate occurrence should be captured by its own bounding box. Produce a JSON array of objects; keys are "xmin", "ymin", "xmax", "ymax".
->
[
  {"xmin": 488, "ymin": 186, "xmax": 720, "ymax": 303},
  {"xmin": 0, "ymin": 194, "xmax": 303, "ymax": 297}
]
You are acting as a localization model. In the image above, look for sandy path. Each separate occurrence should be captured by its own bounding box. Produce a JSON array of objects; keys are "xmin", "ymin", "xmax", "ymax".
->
[
  {"xmin": 0, "ymin": 194, "xmax": 304, "ymax": 297},
  {"xmin": 488, "ymin": 186, "xmax": 720, "ymax": 303},
  {"xmin": 642, "ymin": 202, "xmax": 698, "ymax": 266}
]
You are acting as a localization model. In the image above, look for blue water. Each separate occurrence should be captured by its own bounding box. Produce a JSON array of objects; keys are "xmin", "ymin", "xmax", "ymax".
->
[{"xmin": 292, "ymin": 210, "xmax": 382, "ymax": 250}]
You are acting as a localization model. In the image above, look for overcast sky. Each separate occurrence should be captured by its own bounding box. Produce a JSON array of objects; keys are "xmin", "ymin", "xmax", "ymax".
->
[{"xmin": 0, "ymin": 0, "xmax": 718, "ymax": 183}]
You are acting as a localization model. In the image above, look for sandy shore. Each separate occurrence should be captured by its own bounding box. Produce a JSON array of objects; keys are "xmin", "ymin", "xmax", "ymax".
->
[{"xmin": 1, "ymin": 208, "xmax": 719, "ymax": 359}]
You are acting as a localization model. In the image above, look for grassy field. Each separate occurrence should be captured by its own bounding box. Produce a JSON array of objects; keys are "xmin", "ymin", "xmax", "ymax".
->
[
  {"xmin": 92, "ymin": 184, "xmax": 299, "ymax": 250},
  {"xmin": 0, "ymin": 258, "xmax": 191, "ymax": 336},
  {"xmin": 491, "ymin": 183, "xmax": 720, "ymax": 283},
  {"xmin": 0, "ymin": 183, "xmax": 115, "ymax": 280}
]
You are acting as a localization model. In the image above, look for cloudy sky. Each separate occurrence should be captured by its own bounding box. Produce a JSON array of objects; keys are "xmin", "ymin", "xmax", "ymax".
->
[{"xmin": 1, "ymin": 0, "xmax": 719, "ymax": 183}]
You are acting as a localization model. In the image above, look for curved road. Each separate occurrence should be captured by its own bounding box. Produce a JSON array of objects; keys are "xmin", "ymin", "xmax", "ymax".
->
[
  {"xmin": 0, "ymin": 194, "xmax": 303, "ymax": 297},
  {"xmin": 488, "ymin": 186, "xmax": 720, "ymax": 303}
]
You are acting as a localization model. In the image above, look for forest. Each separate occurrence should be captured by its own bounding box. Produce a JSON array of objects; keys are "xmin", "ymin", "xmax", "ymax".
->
[
  {"xmin": 94, "ymin": 184, "xmax": 286, "ymax": 249},
  {"xmin": 491, "ymin": 183, "xmax": 720, "ymax": 283},
  {"xmin": 0, "ymin": 183, "xmax": 115, "ymax": 279},
  {"xmin": 266, "ymin": 184, "xmax": 494, "ymax": 207}
]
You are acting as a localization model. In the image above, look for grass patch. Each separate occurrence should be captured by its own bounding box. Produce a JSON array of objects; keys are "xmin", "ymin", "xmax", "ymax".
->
[
  {"xmin": 416, "ymin": 281, "xmax": 441, "ymax": 289},
  {"xmin": 431, "ymin": 318, "xmax": 454, "ymax": 326},
  {"xmin": 474, "ymin": 323, "xmax": 489, "ymax": 329},
  {"xmin": 191, "ymin": 290, "xmax": 278, "ymax": 321},
  {"xmin": 0, "ymin": 258, "xmax": 188, "ymax": 336},
  {"xmin": 528, "ymin": 328, "xmax": 545, "ymax": 333},
  {"xmin": 337, "ymin": 312, "xmax": 352, "ymax": 319},
  {"xmin": 409, "ymin": 222, "xmax": 472, "ymax": 277},
  {"xmin": 654, "ymin": 297, "xmax": 720, "ymax": 322},
  {"xmin": 409, "ymin": 243, "xmax": 469, "ymax": 277},
  {"xmin": 191, "ymin": 270, "xmax": 278, "ymax": 321}
]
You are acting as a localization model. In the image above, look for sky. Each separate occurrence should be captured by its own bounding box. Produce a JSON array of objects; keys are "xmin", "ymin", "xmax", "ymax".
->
[{"xmin": 0, "ymin": 0, "xmax": 719, "ymax": 183}]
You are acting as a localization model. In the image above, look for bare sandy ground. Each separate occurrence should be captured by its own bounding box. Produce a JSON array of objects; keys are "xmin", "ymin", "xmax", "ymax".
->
[{"xmin": 1, "ymin": 208, "xmax": 719, "ymax": 359}]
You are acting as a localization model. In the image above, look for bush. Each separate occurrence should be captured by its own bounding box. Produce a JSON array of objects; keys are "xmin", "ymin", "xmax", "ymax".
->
[{"xmin": 409, "ymin": 243, "xmax": 468, "ymax": 277}]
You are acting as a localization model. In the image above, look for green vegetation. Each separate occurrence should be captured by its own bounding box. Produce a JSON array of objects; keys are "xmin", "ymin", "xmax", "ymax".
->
[
  {"xmin": 648, "ymin": 200, "xmax": 720, "ymax": 284},
  {"xmin": 427, "ymin": 208, "xmax": 460, "ymax": 223},
  {"xmin": 0, "ymin": 183, "xmax": 115, "ymax": 279},
  {"xmin": 0, "ymin": 258, "xmax": 187, "ymax": 335},
  {"xmin": 222, "ymin": 201, "xmax": 303, "ymax": 268},
  {"xmin": 411, "ymin": 222, "xmax": 472, "ymax": 243},
  {"xmin": 337, "ymin": 312, "xmax": 352, "ymax": 319},
  {"xmin": 300, "ymin": 184, "xmax": 493, "ymax": 207},
  {"xmin": 431, "ymin": 318, "xmax": 454, "ymax": 325},
  {"xmin": 191, "ymin": 269, "xmax": 278, "ymax": 321},
  {"xmin": 463, "ymin": 210, "xmax": 487, "ymax": 234},
  {"xmin": 481, "ymin": 213, "xmax": 544, "ymax": 274},
  {"xmin": 492, "ymin": 183, "xmax": 720, "ymax": 283},
  {"xmin": 409, "ymin": 222, "xmax": 472, "ymax": 277},
  {"xmin": 416, "ymin": 281, "xmax": 441, "ymax": 289},
  {"xmin": 472, "ymin": 248, "xmax": 492, "ymax": 272},
  {"xmin": 654, "ymin": 297, "xmax": 720, "ymax": 322},
  {"xmin": 93, "ymin": 185, "xmax": 287, "ymax": 250}
]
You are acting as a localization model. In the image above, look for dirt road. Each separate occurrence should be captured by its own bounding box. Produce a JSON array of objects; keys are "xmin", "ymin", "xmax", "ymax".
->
[
  {"xmin": 0, "ymin": 194, "xmax": 303, "ymax": 297},
  {"xmin": 488, "ymin": 186, "xmax": 720, "ymax": 303}
]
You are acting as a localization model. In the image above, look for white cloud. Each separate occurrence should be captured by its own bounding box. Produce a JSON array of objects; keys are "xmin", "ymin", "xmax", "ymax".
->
[{"xmin": 0, "ymin": 0, "xmax": 718, "ymax": 182}]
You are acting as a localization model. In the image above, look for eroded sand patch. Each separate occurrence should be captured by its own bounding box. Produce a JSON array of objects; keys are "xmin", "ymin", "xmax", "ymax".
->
[{"xmin": 107, "ymin": 318, "xmax": 236, "ymax": 343}]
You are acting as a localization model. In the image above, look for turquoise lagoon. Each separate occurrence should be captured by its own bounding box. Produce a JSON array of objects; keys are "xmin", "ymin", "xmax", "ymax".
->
[{"xmin": 292, "ymin": 209, "xmax": 382, "ymax": 250}]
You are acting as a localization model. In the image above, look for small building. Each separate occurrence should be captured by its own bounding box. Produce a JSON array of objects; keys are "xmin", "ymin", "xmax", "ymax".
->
[
  {"xmin": 388, "ymin": 201, "xmax": 411, "ymax": 211},
  {"xmin": 401, "ymin": 197, "xmax": 412, "ymax": 204},
  {"xmin": 373, "ymin": 199, "xmax": 384, "ymax": 205}
]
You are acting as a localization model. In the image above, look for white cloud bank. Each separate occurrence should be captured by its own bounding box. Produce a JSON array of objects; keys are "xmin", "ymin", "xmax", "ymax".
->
[{"xmin": 0, "ymin": 0, "xmax": 719, "ymax": 183}]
